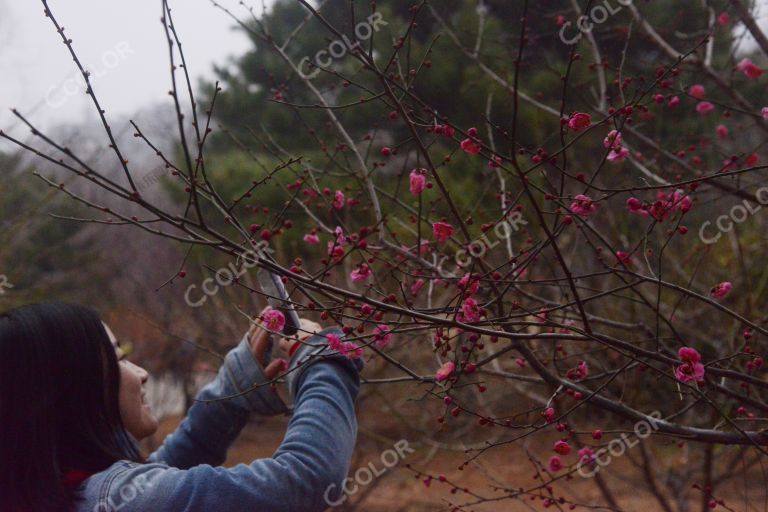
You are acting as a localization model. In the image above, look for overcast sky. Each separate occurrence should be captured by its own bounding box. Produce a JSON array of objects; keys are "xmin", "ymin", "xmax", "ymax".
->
[
  {"xmin": 1, "ymin": 0, "xmax": 766, "ymax": 145},
  {"xmin": 0, "ymin": 0, "xmax": 272, "ymax": 142}
]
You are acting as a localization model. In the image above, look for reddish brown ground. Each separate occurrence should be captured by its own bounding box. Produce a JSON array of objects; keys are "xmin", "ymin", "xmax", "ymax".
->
[{"xmin": 145, "ymin": 411, "xmax": 759, "ymax": 511}]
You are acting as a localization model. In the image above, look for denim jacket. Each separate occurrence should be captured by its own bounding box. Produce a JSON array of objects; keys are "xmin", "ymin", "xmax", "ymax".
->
[{"xmin": 76, "ymin": 327, "xmax": 363, "ymax": 512}]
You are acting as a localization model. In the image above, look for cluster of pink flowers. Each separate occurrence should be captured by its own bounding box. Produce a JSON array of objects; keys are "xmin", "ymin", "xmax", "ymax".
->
[
  {"xmin": 548, "ymin": 439, "xmax": 597, "ymax": 472},
  {"xmin": 327, "ymin": 226, "xmax": 346, "ymax": 262},
  {"xmin": 570, "ymin": 194, "xmax": 599, "ymax": 217},
  {"xmin": 675, "ymin": 346, "xmax": 705, "ymax": 384},
  {"xmin": 332, "ymin": 190, "xmax": 345, "ymax": 210},
  {"xmin": 350, "ymin": 263, "xmax": 372, "ymax": 282},
  {"xmin": 460, "ymin": 127, "xmax": 481, "ymax": 155},
  {"xmin": 603, "ymin": 129, "xmax": 629, "ymax": 162},
  {"xmin": 736, "ymin": 58, "xmax": 764, "ymax": 80},
  {"xmin": 457, "ymin": 272, "xmax": 483, "ymax": 324},
  {"xmin": 459, "ymin": 297, "xmax": 482, "ymax": 323},
  {"xmin": 327, "ymin": 333, "xmax": 363, "ymax": 360},
  {"xmin": 687, "ymin": 84, "xmax": 716, "ymax": 115},
  {"xmin": 626, "ymin": 189, "xmax": 692, "ymax": 221},
  {"xmin": 458, "ymin": 272, "xmax": 480, "ymax": 295},
  {"xmin": 433, "ymin": 123, "xmax": 456, "ymax": 138},
  {"xmin": 372, "ymin": 324, "xmax": 393, "ymax": 349}
]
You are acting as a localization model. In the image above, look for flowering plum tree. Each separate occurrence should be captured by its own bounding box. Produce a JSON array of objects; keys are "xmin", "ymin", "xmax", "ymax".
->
[{"xmin": 4, "ymin": 0, "xmax": 768, "ymax": 509}]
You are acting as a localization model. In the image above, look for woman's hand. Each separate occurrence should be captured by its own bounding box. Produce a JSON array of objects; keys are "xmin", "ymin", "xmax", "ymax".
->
[{"xmin": 248, "ymin": 307, "xmax": 288, "ymax": 380}]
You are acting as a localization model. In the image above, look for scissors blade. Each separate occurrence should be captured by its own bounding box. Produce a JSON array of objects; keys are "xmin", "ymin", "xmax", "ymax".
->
[{"xmin": 256, "ymin": 267, "xmax": 300, "ymax": 337}]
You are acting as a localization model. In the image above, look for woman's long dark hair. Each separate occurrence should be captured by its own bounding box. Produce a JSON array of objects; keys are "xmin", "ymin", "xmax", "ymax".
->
[{"xmin": 0, "ymin": 302, "xmax": 144, "ymax": 512}]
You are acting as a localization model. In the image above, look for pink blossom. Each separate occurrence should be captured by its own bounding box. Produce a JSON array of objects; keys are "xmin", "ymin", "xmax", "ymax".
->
[
  {"xmin": 262, "ymin": 309, "xmax": 286, "ymax": 332},
  {"xmin": 675, "ymin": 346, "xmax": 705, "ymax": 384},
  {"xmin": 327, "ymin": 226, "xmax": 346, "ymax": 261},
  {"xmin": 568, "ymin": 112, "xmax": 592, "ymax": 132},
  {"xmin": 432, "ymin": 221, "xmax": 454, "ymax": 243},
  {"xmin": 303, "ymin": 233, "xmax": 320, "ymax": 245},
  {"xmin": 626, "ymin": 197, "xmax": 644, "ymax": 212},
  {"xmin": 710, "ymin": 281, "xmax": 732, "ymax": 299},
  {"xmin": 570, "ymin": 194, "xmax": 598, "ymax": 217},
  {"xmin": 409, "ymin": 169, "xmax": 426, "ymax": 195},
  {"xmin": 460, "ymin": 297, "xmax": 481, "ymax": 323},
  {"xmin": 672, "ymin": 190, "xmax": 693, "ymax": 213},
  {"xmin": 675, "ymin": 362, "xmax": 705, "ymax": 383},
  {"xmin": 717, "ymin": 12, "xmax": 730, "ymax": 25},
  {"xmin": 578, "ymin": 447, "xmax": 595, "ymax": 464},
  {"xmin": 736, "ymin": 58, "xmax": 764, "ymax": 79},
  {"xmin": 327, "ymin": 333, "xmax": 363, "ymax": 359},
  {"xmin": 435, "ymin": 361, "xmax": 455, "ymax": 381},
  {"xmin": 553, "ymin": 440, "xmax": 572, "ymax": 455},
  {"xmin": 603, "ymin": 130, "xmax": 622, "ymax": 149},
  {"xmin": 607, "ymin": 146, "xmax": 630, "ymax": 162},
  {"xmin": 689, "ymin": 84, "xmax": 706, "ymax": 99},
  {"xmin": 544, "ymin": 407, "xmax": 556, "ymax": 423},
  {"xmin": 350, "ymin": 264, "xmax": 372, "ymax": 282},
  {"xmin": 696, "ymin": 101, "xmax": 715, "ymax": 115},
  {"xmin": 327, "ymin": 333, "xmax": 343, "ymax": 351},
  {"xmin": 627, "ymin": 190, "xmax": 692, "ymax": 221},
  {"xmin": 434, "ymin": 124, "xmax": 455, "ymax": 138},
  {"xmin": 458, "ymin": 272, "xmax": 480, "ymax": 295},
  {"xmin": 668, "ymin": 96, "xmax": 680, "ymax": 110},
  {"xmin": 548, "ymin": 455, "xmax": 563, "ymax": 472},
  {"xmin": 338, "ymin": 341, "xmax": 364, "ymax": 359},
  {"xmin": 762, "ymin": 107, "xmax": 768, "ymax": 119},
  {"xmin": 716, "ymin": 124, "xmax": 728, "ymax": 139},
  {"xmin": 327, "ymin": 243, "xmax": 345, "ymax": 262},
  {"xmin": 332, "ymin": 190, "xmax": 345, "ymax": 210},
  {"xmin": 373, "ymin": 324, "xmax": 393, "ymax": 348},
  {"xmin": 460, "ymin": 138, "xmax": 481, "ymax": 155},
  {"xmin": 678, "ymin": 346, "xmax": 702, "ymax": 364}
]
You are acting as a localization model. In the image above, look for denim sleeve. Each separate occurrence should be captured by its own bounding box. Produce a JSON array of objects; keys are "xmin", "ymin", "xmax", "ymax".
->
[
  {"xmin": 147, "ymin": 331, "xmax": 289, "ymax": 469},
  {"xmin": 99, "ymin": 329, "xmax": 363, "ymax": 512}
]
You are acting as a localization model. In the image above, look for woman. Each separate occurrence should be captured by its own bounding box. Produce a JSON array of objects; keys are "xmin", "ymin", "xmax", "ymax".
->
[{"xmin": 0, "ymin": 302, "xmax": 363, "ymax": 512}]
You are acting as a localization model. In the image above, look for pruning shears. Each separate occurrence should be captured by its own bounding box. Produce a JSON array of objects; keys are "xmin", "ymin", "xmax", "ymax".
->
[{"xmin": 255, "ymin": 260, "xmax": 301, "ymax": 364}]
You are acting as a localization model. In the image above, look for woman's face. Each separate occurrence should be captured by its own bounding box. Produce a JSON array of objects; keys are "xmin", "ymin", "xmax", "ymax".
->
[{"xmin": 103, "ymin": 323, "xmax": 159, "ymax": 441}]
